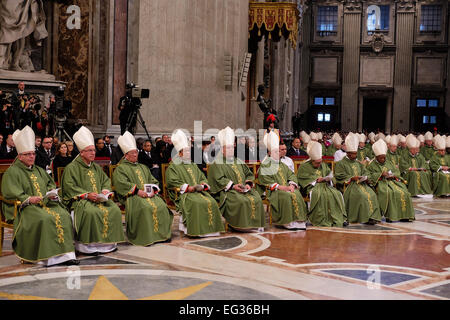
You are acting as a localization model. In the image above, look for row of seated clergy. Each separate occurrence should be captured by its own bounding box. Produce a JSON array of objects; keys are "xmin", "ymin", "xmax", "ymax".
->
[{"xmin": 0, "ymin": 126, "xmax": 175, "ymax": 267}]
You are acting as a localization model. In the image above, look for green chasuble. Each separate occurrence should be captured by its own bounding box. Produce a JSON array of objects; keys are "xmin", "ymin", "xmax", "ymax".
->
[
  {"xmin": 61, "ymin": 156, "xmax": 125, "ymax": 244},
  {"xmin": 112, "ymin": 159, "xmax": 173, "ymax": 246},
  {"xmin": 386, "ymin": 150, "xmax": 401, "ymax": 169},
  {"xmin": 420, "ymin": 145, "xmax": 436, "ymax": 162},
  {"xmin": 325, "ymin": 145, "xmax": 338, "ymax": 157},
  {"xmin": 165, "ymin": 160, "xmax": 225, "ymax": 236},
  {"xmin": 357, "ymin": 146, "xmax": 372, "ymax": 163},
  {"xmin": 1, "ymin": 160, "xmax": 75, "ymax": 262},
  {"xmin": 366, "ymin": 159, "xmax": 415, "ymax": 222},
  {"xmin": 257, "ymin": 158, "xmax": 307, "ymax": 225},
  {"xmin": 397, "ymin": 147, "xmax": 408, "ymax": 162},
  {"xmin": 364, "ymin": 144, "xmax": 375, "ymax": 160},
  {"xmin": 297, "ymin": 160, "xmax": 346, "ymax": 227},
  {"xmin": 429, "ymin": 153, "xmax": 450, "ymax": 197},
  {"xmin": 399, "ymin": 152, "xmax": 433, "ymax": 196},
  {"xmin": 208, "ymin": 156, "xmax": 266, "ymax": 229},
  {"xmin": 334, "ymin": 157, "xmax": 381, "ymax": 224}
]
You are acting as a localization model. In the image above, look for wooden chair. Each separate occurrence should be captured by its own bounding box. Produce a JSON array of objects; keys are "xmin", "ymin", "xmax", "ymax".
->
[
  {"xmin": 161, "ymin": 163, "xmax": 176, "ymax": 210},
  {"xmin": 0, "ymin": 170, "xmax": 20, "ymax": 256},
  {"xmin": 57, "ymin": 166, "xmax": 65, "ymax": 187}
]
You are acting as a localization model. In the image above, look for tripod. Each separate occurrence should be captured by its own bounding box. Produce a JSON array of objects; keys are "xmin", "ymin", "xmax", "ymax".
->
[
  {"xmin": 54, "ymin": 115, "xmax": 73, "ymax": 143},
  {"xmin": 125, "ymin": 107, "xmax": 152, "ymax": 141}
]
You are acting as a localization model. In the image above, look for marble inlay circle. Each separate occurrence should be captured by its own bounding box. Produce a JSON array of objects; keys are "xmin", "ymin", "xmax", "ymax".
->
[{"xmin": 0, "ymin": 269, "xmax": 305, "ymax": 300}]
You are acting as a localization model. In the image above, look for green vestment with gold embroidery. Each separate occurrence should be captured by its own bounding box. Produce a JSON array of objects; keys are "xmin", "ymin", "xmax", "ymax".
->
[
  {"xmin": 429, "ymin": 153, "xmax": 450, "ymax": 197},
  {"xmin": 399, "ymin": 152, "xmax": 433, "ymax": 196},
  {"xmin": 296, "ymin": 160, "xmax": 346, "ymax": 227},
  {"xmin": 257, "ymin": 158, "xmax": 307, "ymax": 225},
  {"xmin": 420, "ymin": 145, "xmax": 436, "ymax": 162},
  {"xmin": 366, "ymin": 159, "xmax": 415, "ymax": 222},
  {"xmin": 165, "ymin": 160, "xmax": 225, "ymax": 236},
  {"xmin": 334, "ymin": 157, "xmax": 382, "ymax": 223},
  {"xmin": 1, "ymin": 159, "xmax": 75, "ymax": 262},
  {"xmin": 112, "ymin": 159, "xmax": 172, "ymax": 246},
  {"xmin": 325, "ymin": 145, "xmax": 338, "ymax": 157},
  {"xmin": 208, "ymin": 156, "xmax": 266, "ymax": 229},
  {"xmin": 61, "ymin": 156, "xmax": 125, "ymax": 245},
  {"xmin": 386, "ymin": 150, "xmax": 401, "ymax": 170}
]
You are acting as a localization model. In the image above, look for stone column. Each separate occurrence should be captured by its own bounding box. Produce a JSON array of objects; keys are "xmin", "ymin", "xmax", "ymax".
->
[
  {"xmin": 385, "ymin": 94, "xmax": 392, "ymax": 134},
  {"xmin": 298, "ymin": 2, "xmax": 310, "ymax": 117},
  {"xmin": 446, "ymin": 4, "xmax": 450, "ymax": 131},
  {"xmin": 392, "ymin": 1, "xmax": 415, "ymax": 132},
  {"xmin": 341, "ymin": 2, "xmax": 362, "ymax": 132}
]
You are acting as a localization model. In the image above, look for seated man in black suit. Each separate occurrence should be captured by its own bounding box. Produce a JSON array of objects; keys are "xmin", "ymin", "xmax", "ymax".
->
[
  {"xmin": 35, "ymin": 136, "xmax": 54, "ymax": 173},
  {"xmin": 138, "ymin": 139, "xmax": 161, "ymax": 182},
  {"xmin": 287, "ymin": 137, "xmax": 307, "ymax": 158},
  {"xmin": 0, "ymin": 134, "xmax": 17, "ymax": 159},
  {"xmin": 245, "ymin": 136, "xmax": 259, "ymax": 162}
]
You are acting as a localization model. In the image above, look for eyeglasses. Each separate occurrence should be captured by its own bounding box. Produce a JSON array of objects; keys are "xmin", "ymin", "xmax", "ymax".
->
[
  {"xmin": 43, "ymin": 141, "xmax": 52, "ymax": 144},
  {"xmin": 21, "ymin": 152, "xmax": 36, "ymax": 157},
  {"xmin": 83, "ymin": 149, "xmax": 96, "ymax": 153}
]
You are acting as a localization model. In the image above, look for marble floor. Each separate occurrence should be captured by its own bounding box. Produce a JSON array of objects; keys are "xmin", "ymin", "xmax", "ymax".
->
[{"xmin": 0, "ymin": 198, "xmax": 449, "ymax": 301}]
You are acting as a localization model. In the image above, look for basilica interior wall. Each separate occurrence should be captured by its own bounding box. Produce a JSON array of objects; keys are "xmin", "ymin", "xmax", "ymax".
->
[{"xmin": 132, "ymin": 0, "xmax": 249, "ymax": 136}]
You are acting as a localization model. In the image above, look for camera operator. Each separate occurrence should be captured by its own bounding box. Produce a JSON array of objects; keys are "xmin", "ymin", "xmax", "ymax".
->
[
  {"xmin": 118, "ymin": 83, "xmax": 140, "ymax": 135},
  {"xmin": 0, "ymin": 89, "xmax": 14, "ymax": 136},
  {"xmin": 10, "ymin": 81, "xmax": 28, "ymax": 130}
]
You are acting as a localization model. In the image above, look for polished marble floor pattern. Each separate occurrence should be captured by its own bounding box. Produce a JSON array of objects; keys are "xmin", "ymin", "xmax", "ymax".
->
[{"xmin": 0, "ymin": 198, "xmax": 449, "ymax": 300}]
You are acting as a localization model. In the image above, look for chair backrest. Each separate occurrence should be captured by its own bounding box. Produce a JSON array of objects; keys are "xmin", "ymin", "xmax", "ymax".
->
[
  {"xmin": 109, "ymin": 164, "xmax": 118, "ymax": 179},
  {"xmin": 161, "ymin": 163, "xmax": 170, "ymax": 202},
  {"xmin": 57, "ymin": 166, "xmax": 65, "ymax": 186}
]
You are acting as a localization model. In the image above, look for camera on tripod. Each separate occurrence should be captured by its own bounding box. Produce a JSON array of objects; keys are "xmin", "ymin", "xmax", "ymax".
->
[
  {"xmin": 126, "ymin": 83, "xmax": 150, "ymax": 101},
  {"xmin": 53, "ymin": 86, "xmax": 72, "ymax": 121}
]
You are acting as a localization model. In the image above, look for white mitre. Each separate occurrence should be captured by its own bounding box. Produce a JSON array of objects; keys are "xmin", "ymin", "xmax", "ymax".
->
[
  {"xmin": 218, "ymin": 126, "xmax": 235, "ymax": 146},
  {"xmin": 117, "ymin": 131, "xmax": 137, "ymax": 154},
  {"xmin": 307, "ymin": 141, "xmax": 322, "ymax": 160},
  {"xmin": 264, "ymin": 131, "xmax": 279, "ymax": 152},
  {"xmin": 13, "ymin": 126, "xmax": 35, "ymax": 154},
  {"xmin": 331, "ymin": 132, "xmax": 342, "ymax": 145},
  {"xmin": 406, "ymin": 135, "xmax": 420, "ymax": 149},
  {"xmin": 171, "ymin": 129, "xmax": 190, "ymax": 152},
  {"xmin": 309, "ymin": 132, "xmax": 318, "ymax": 141},
  {"xmin": 434, "ymin": 136, "xmax": 446, "ymax": 150},
  {"xmin": 359, "ymin": 133, "xmax": 367, "ymax": 144},
  {"xmin": 424, "ymin": 131, "xmax": 433, "ymax": 141},
  {"xmin": 417, "ymin": 134, "xmax": 425, "ymax": 143},
  {"xmin": 389, "ymin": 134, "xmax": 399, "ymax": 146},
  {"xmin": 345, "ymin": 133, "xmax": 359, "ymax": 153},
  {"xmin": 73, "ymin": 126, "xmax": 95, "ymax": 152},
  {"xmin": 372, "ymin": 139, "xmax": 387, "ymax": 156}
]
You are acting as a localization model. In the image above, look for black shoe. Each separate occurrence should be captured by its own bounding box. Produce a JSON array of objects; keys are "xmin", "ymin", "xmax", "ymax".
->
[
  {"xmin": 367, "ymin": 219, "xmax": 377, "ymax": 225},
  {"xmin": 343, "ymin": 221, "xmax": 349, "ymax": 227},
  {"xmin": 47, "ymin": 259, "xmax": 80, "ymax": 267},
  {"xmin": 76, "ymin": 251, "xmax": 100, "ymax": 256},
  {"xmin": 64, "ymin": 259, "xmax": 80, "ymax": 266},
  {"xmin": 385, "ymin": 218, "xmax": 392, "ymax": 223}
]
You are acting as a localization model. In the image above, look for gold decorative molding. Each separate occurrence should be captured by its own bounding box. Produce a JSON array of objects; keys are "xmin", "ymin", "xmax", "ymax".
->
[{"xmin": 249, "ymin": 2, "xmax": 300, "ymax": 48}]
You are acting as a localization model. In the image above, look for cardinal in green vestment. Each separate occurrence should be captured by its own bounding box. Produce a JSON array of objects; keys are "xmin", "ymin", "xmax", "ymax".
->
[
  {"xmin": 1, "ymin": 126, "xmax": 77, "ymax": 266},
  {"xmin": 61, "ymin": 126, "xmax": 125, "ymax": 255},
  {"xmin": 257, "ymin": 132, "xmax": 307, "ymax": 229},
  {"xmin": 334, "ymin": 133, "xmax": 381, "ymax": 224},
  {"xmin": 112, "ymin": 131, "xmax": 172, "ymax": 246},
  {"xmin": 208, "ymin": 127, "xmax": 266, "ymax": 231},
  {"xmin": 366, "ymin": 139, "xmax": 415, "ymax": 222},
  {"xmin": 420, "ymin": 132, "xmax": 436, "ymax": 161},
  {"xmin": 165, "ymin": 129, "xmax": 225, "ymax": 237},
  {"xmin": 297, "ymin": 141, "xmax": 347, "ymax": 227},
  {"xmin": 428, "ymin": 136, "xmax": 450, "ymax": 197},
  {"xmin": 399, "ymin": 135, "xmax": 433, "ymax": 198}
]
